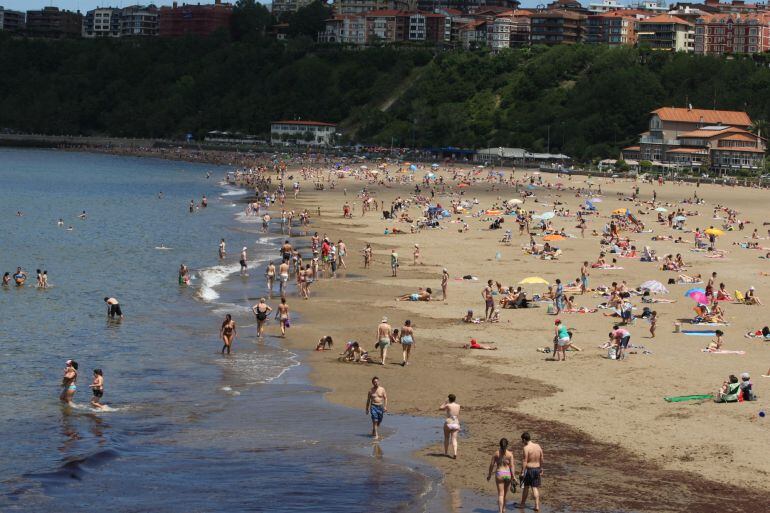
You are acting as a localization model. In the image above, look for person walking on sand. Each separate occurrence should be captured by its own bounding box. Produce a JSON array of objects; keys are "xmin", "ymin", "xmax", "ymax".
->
[
  {"xmin": 363, "ymin": 243, "xmax": 372, "ymax": 269},
  {"xmin": 265, "ymin": 261, "xmax": 276, "ymax": 295},
  {"xmin": 483, "ymin": 280, "xmax": 495, "ymax": 320},
  {"xmin": 277, "ymin": 297, "xmax": 290, "ymax": 337},
  {"xmin": 439, "ymin": 394, "xmax": 461, "ymax": 459},
  {"xmin": 337, "ymin": 239, "xmax": 347, "ymax": 269},
  {"xmin": 377, "ymin": 317, "xmax": 392, "ymax": 365},
  {"xmin": 487, "ymin": 438, "xmax": 515, "ymax": 513},
  {"xmin": 104, "ymin": 297, "xmax": 124, "ymax": 319},
  {"xmin": 391, "ymin": 249, "xmax": 399, "ymax": 277},
  {"xmin": 517, "ymin": 432, "xmax": 544, "ymax": 512},
  {"xmin": 252, "ymin": 298, "xmax": 272, "ymax": 338},
  {"xmin": 220, "ymin": 314, "xmax": 236, "ymax": 354},
  {"xmin": 580, "ymin": 262, "xmax": 589, "ymax": 295},
  {"xmin": 399, "ymin": 320, "xmax": 415, "ymax": 366},
  {"xmin": 365, "ymin": 376, "xmax": 388, "ymax": 440},
  {"xmin": 60, "ymin": 360, "xmax": 78, "ymax": 404},
  {"xmin": 413, "ymin": 244, "xmax": 421, "ymax": 265},
  {"xmin": 441, "ymin": 268, "xmax": 449, "ymax": 301},
  {"xmin": 554, "ymin": 278, "xmax": 564, "ymax": 315},
  {"xmin": 89, "ymin": 369, "xmax": 104, "ymax": 409}
]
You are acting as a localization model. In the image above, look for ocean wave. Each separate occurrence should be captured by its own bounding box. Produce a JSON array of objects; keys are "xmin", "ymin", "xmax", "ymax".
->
[
  {"xmin": 196, "ymin": 262, "xmax": 241, "ymax": 302},
  {"xmin": 220, "ymin": 188, "xmax": 249, "ymax": 197}
]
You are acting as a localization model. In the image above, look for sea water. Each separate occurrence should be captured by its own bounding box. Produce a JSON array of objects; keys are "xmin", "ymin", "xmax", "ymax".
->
[{"xmin": 0, "ymin": 149, "xmax": 435, "ymax": 512}]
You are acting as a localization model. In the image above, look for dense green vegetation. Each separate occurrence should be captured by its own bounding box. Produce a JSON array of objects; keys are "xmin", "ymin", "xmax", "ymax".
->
[{"xmin": 1, "ymin": 20, "xmax": 769, "ymax": 161}]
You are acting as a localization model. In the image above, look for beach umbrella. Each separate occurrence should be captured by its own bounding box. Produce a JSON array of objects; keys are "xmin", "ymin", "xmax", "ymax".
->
[
  {"xmin": 360, "ymin": 165, "xmax": 368, "ymax": 169},
  {"xmin": 431, "ymin": 163, "xmax": 439, "ymax": 168},
  {"xmin": 526, "ymin": 184, "xmax": 537, "ymax": 190},
  {"xmin": 689, "ymin": 291, "xmax": 708, "ymax": 304},
  {"xmin": 543, "ymin": 234, "xmax": 565, "ymax": 241},
  {"xmin": 655, "ymin": 207, "xmax": 668, "ymax": 213},
  {"xmin": 519, "ymin": 277, "xmax": 549, "ymax": 285},
  {"xmin": 674, "ymin": 215, "xmax": 687, "ymax": 222},
  {"xmin": 640, "ymin": 280, "xmax": 668, "ymax": 294},
  {"xmin": 705, "ymin": 228, "xmax": 724, "ymax": 237},
  {"xmin": 508, "ymin": 198, "xmax": 523, "ymax": 205},
  {"xmin": 589, "ymin": 197, "xmax": 602, "ymax": 202},
  {"xmin": 410, "ymin": 164, "xmax": 418, "ymax": 171},
  {"xmin": 684, "ymin": 287, "xmax": 705, "ymax": 297},
  {"xmin": 612, "ymin": 208, "xmax": 627, "ymax": 215},
  {"xmin": 540, "ymin": 212, "xmax": 555, "ymax": 220}
]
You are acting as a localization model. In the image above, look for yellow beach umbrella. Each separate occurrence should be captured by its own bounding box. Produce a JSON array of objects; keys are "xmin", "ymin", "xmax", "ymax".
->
[
  {"xmin": 519, "ymin": 277, "xmax": 549, "ymax": 285},
  {"xmin": 705, "ymin": 228, "xmax": 724, "ymax": 237}
]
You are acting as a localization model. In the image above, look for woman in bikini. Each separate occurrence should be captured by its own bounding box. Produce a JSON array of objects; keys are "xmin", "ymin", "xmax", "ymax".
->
[
  {"xmin": 487, "ymin": 438, "xmax": 515, "ymax": 513},
  {"xmin": 60, "ymin": 360, "xmax": 78, "ymax": 404},
  {"xmin": 251, "ymin": 298, "xmax": 272, "ymax": 338},
  {"xmin": 220, "ymin": 314, "xmax": 236, "ymax": 354},
  {"xmin": 439, "ymin": 394, "xmax": 461, "ymax": 459},
  {"xmin": 399, "ymin": 320, "xmax": 415, "ymax": 366}
]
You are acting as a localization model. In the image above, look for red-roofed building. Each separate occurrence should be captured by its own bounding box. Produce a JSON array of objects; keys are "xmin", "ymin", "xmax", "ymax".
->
[
  {"xmin": 488, "ymin": 9, "xmax": 531, "ymax": 50},
  {"xmin": 159, "ymin": 1, "xmax": 232, "ymax": 38},
  {"xmin": 364, "ymin": 10, "xmax": 449, "ymax": 43},
  {"xmin": 271, "ymin": 120, "xmax": 338, "ymax": 146},
  {"xmin": 626, "ymin": 106, "xmax": 765, "ymax": 172},
  {"xmin": 694, "ymin": 12, "xmax": 770, "ymax": 55},
  {"xmin": 530, "ymin": 9, "xmax": 587, "ymax": 45},
  {"xmin": 586, "ymin": 10, "xmax": 645, "ymax": 45}
]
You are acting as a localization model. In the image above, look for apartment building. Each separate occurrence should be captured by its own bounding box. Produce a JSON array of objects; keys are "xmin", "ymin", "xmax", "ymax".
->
[
  {"xmin": 694, "ymin": 12, "xmax": 770, "ymax": 54},
  {"xmin": 637, "ymin": 14, "xmax": 694, "ymax": 51},
  {"xmin": 83, "ymin": 8, "xmax": 121, "ymax": 38},
  {"xmin": 120, "ymin": 5, "xmax": 160, "ymax": 37},
  {"xmin": 0, "ymin": 6, "xmax": 24, "ymax": 32},
  {"xmin": 530, "ymin": 9, "xmax": 587, "ymax": 45},
  {"xmin": 159, "ymin": 1, "xmax": 233, "ymax": 37},
  {"xmin": 273, "ymin": 0, "xmax": 316, "ymax": 16},
  {"xmin": 26, "ymin": 7, "xmax": 82, "ymax": 38},
  {"xmin": 586, "ymin": 10, "xmax": 645, "ymax": 45},
  {"xmin": 270, "ymin": 120, "xmax": 338, "ymax": 146}
]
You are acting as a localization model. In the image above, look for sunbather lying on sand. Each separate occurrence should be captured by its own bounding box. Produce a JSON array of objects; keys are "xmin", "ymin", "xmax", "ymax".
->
[
  {"xmin": 397, "ymin": 288, "xmax": 432, "ymax": 301},
  {"xmin": 462, "ymin": 338, "xmax": 497, "ymax": 350}
]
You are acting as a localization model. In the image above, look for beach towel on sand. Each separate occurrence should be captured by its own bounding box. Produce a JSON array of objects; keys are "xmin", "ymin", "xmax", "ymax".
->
[
  {"xmin": 702, "ymin": 349, "xmax": 746, "ymax": 355},
  {"xmin": 664, "ymin": 394, "xmax": 713, "ymax": 403},
  {"xmin": 682, "ymin": 330, "xmax": 717, "ymax": 336}
]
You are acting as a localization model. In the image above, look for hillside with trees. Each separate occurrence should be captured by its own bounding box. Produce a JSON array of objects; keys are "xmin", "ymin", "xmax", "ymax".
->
[{"xmin": 1, "ymin": 22, "xmax": 769, "ymax": 161}]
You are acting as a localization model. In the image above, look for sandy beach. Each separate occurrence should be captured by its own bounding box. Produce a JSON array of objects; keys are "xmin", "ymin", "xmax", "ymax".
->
[{"xmin": 253, "ymin": 162, "xmax": 770, "ymax": 513}]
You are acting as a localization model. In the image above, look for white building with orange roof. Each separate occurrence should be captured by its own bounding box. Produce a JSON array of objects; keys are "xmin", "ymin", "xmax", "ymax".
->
[{"xmin": 625, "ymin": 106, "xmax": 766, "ymax": 172}]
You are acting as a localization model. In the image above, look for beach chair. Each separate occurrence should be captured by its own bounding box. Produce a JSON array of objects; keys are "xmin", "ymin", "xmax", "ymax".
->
[{"xmin": 734, "ymin": 290, "xmax": 748, "ymax": 304}]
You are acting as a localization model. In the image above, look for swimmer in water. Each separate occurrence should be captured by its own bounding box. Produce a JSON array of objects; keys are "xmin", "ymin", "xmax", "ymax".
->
[
  {"xmin": 219, "ymin": 238, "xmax": 226, "ymax": 259},
  {"xmin": 89, "ymin": 369, "xmax": 104, "ymax": 408},
  {"xmin": 13, "ymin": 267, "xmax": 26, "ymax": 286},
  {"xmin": 57, "ymin": 218, "xmax": 64, "ymax": 226},
  {"xmin": 60, "ymin": 360, "xmax": 78, "ymax": 404},
  {"xmin": 78, "ymin": 210, "xmax": 87, "ymax": 219},
  {"xmin": 67, "ymin": 226, "xmax": 74, "ymax": 231},
  {"xmin": 220, "ymin": 314, "xmax": 236, "ymax": 354},
  {"xmin": 104, "ymin": 297, "xmax": 124, "ymax": 319},
  {"xmin": 2, "ymin": 272, "xmax": 10, "ymax": 286}
]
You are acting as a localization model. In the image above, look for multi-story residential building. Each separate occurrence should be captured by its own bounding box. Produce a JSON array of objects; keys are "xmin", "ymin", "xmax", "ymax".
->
[
  {"xmin": 120, "ymin": 5, "xmax": 159, "ymax": 37},
  {"xmin": 334, "ymin": 0, "xmax": 395, "ymax": 15},
  {"xmin": 486, "ymin": 9, "xmax": 531, "ymax": 50},
  {"xmin": 270, "ymin": 120, "xmax": 338, "ymax": 146},
  {"xmin": 365, "ymin": 9, "xmax": 405, "ymax": 41},
  {"xmin": 83, "ymin": 8, "xmax": 121, "ymax": 38},
  {"xmin": 588, "ymin": 0, "xmax": 623, "ymax": 14},
  {"xmin": 320, "ymin": 14, "xmax": 368, "ymax": 43},
  {"xmin": 694, "ymin": 12, "xmax": 770, "ymax": 55},
  {"xmin": 637, "ymin": 14, "xmax": 694, "ymax": 51},
  {"xmin": 0, "ymin": 6, "xmax": 25, "ymax": 32},
  {"xmin": 159, "ymin": 1, "xmax": 233, "ymax": 37},
  {"xmin": 625, "ymin": 107, "xmax": 765, "ymax": 172},
  {"xmin": 25, "ymin": 7, "xmax": 83, "ymax": 38},
  {"xmin": 586, "ymin": 10, "xmax": 643, "ymax": 45},
  {"xmin": 458, "ymin": 18, "xmax": 489, "ymax": 48},
  {"xmin": 273, "ymin": 0, "xmax": 316, "ymax": 16},
  {"xmin": 415, "ymin": 0, "xmax": 521, "ymax": 12},
  {"xmin": 530, "ymin": 9, "xmax": 586, "ymax": 45}
]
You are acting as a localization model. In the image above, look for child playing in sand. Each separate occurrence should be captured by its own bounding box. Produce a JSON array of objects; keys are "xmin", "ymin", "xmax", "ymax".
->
[
  {"xmin": 89, "ymin": 369, "xmax": 104, "ymax": 409},
  {"xmin": 463, "ymin": 338, "xmax": 497, "ymax": 350},
  {"xmin": 707, "ymin": 330, "xmax": 725, "ymax": 352},
  {"xmin": 316, "ymin": 336, "xmax": 333, "ymax": 351},
  {"xmin": 649, "ymin": 311, "xmax": 657, "ymax": 338}
]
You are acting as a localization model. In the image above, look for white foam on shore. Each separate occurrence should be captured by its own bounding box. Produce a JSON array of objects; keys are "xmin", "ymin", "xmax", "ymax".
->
[
  {"xmin": 196, "ymin": 262, "xmax": 241, "ymax": 302},
  {"xmin": 220, "ymin": 187, "xmax": 249, "ymax": 197}
]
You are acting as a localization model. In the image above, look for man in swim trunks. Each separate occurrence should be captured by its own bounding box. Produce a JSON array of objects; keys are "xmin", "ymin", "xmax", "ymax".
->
[
  {"xmin": 60, "ymin": 360, "xmax": 78, "ymax": 404},
  {"xmin": 13, "ymin": 267, "xmax": 26, "ymax": 286},
  {"xmin": 281, "ymin": 241, "xmax": 293, "ymax": 263},
  {"xmin": 519, "ymin": 432, "xmax": 544, "ymax": 511},
  {"xmin": 612, "ymin": 325, "xmax": 631, "ymax": 360},
  {"xmin": 240, "ymin": 247, "xmax": 248, "ymax": 275},
  {"xmin": 377, "ymin": 317, "xmax": 392, "ymax": 366},
  {"xmin": 483, "ymin": 280, "xmax": 495, "ymax": 320},
  {"xmin": 365, "ymin": 376, "xmax": 388, "ymax": 439},
  {"xmin": 391, "ymin": 250, "xmax": 398, "ymax": 277},
  {"xmin": 104, "ymin": 297, "xmax": 124, "ymax": 319},
  {"xmin": 219, "ymin": 238, "xmax": 226, "ymax": 259},
  {"xmin": 278, "ymin": 261, "xmax": 290, "ymax": 298}
]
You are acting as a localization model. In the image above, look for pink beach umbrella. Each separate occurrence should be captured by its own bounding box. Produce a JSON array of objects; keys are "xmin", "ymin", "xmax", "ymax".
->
[{"xmin": 689, "ymin": 291, "xmax": 708, "ymax": 304}]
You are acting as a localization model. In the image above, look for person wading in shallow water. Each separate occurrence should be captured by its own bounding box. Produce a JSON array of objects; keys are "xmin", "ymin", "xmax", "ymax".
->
[
  {"xmin": 220, "ymin": 314, "xmax": 236, "ymax": 354},
  {"xmin": 365, "ymin": 376, "xmax": 387, "ymax": 440}
]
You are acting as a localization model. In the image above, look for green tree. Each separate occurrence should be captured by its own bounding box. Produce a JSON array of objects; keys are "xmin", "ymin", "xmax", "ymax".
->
[
  {"xmin": 231, "ymin": 0, "xmax": 274, "ymax": 41},
  {"xmin": 285, "ymin": 1, "xmax": 333, "ymax": 39}
]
